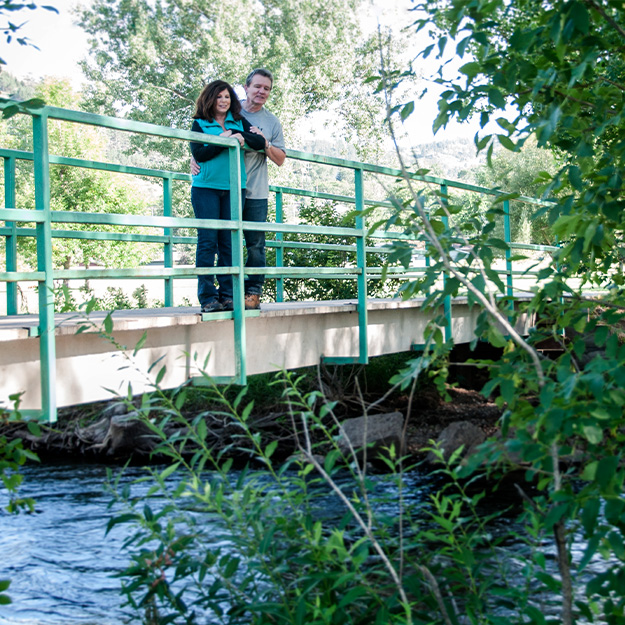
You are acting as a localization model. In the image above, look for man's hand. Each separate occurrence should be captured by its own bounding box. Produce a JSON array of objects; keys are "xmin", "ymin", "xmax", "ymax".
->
[
  {"xmin": 249, "ymin": 125, "xmax": 266, "ymax": 139},
  {"xmin": 190, "ymin": 156, "xmax": 200, "ymax": 176},
  {"xmin": 249, "ymin": 124, "xmax": 285, "ymax": 165}
]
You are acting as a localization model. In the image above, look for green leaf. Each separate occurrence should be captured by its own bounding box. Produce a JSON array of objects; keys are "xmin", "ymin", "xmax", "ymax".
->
[
  {"xmin": 143, "ymin": 504, "xmax": 154, "ymax": 522},
  {"xmin": 264, "ymin": 440, "xmax": 278, "ymax": 459},
  {"xmin": 21, "ymin": 97, "xmax": 46, "ymax": 110},
  {"xmin": 223, "ymin": 556, "xmax": 240, "ymax": 578},
  {"xmin": 578, "ymin": 534, "xmax": 601, "ymax": 571},
  {"xmin": 582, "ymin": 425, "xmax": 603, "ymax": 445},
  {"xmin": 569, "ymin": 2, "xmax": 589, "ymax": 34},
  {"xmin": 459, "ymin": 61, "xmax": 481, "ymax": 81},
  {"xmin": 580, "ymin": 498, "xmax": 600, "ymax": 534},
  {"xmin": 497, "ymin": 134, "xmax": 517, "ymax": 151},
  {"xmin": 103, "ymin": 313, "xmax": 113, "ymax": 336},
  {"xmin": 580, "ymin": 460, "xmax": 597, "ymax": 481},
  {"xmin": 400, "ymin": 101, "xmax": 414, "ymax": 120},
  {"xmin": 596, "ymin": 456, "xmax": 619, "ymax": 488},
  {"xmin": 133, "ymin": 331, "xmax": 147, "ymax": 356},
  {"xmin": 154, "ymin": 365, "xmax": 166, "ymax": 386},
  {"xmin": 106, "ymin": 513, "xmax": 140, "ymax": 534},
  {"xmin": 196, "ymin": 419, "xmax": 207, "ymax": 441},
  {"xmin": 26, "ymin": 421, "xmax": 42, "ymax": 437},
  {"xmin": 488, "ymin": 87, "xmax": 506, "ymax": 108},
  {"xmin": 1, "ymin": 103, "xmax": 19, "ymax": 119},
  {"xmin": 159, "ymin": 463, "xmax": 180, "ymax": 480},
  {"xmin": 339, "ymin": 586, "xmax": 369, "ymax": 608}
]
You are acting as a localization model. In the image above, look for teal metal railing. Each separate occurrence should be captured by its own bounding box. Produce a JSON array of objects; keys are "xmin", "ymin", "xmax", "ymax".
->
[{"xmin": 0, "ymin": 104, "xmax": 557, "ymax": 422}]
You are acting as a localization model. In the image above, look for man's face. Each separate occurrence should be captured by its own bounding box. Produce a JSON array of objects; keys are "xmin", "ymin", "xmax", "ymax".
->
[{"xmin": 244, "ymin": 75, "xmax": 272, "ymax": 107}]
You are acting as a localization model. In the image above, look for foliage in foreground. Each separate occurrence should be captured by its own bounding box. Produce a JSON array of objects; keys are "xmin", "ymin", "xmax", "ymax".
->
[
  {"xmin": 0, "ymin": 0, "xmax": 58, "ymax": 66},
  {"xmin": 100, "ymin": 337, "xmax": 623, "ymax": 625},
  {"xmin": 98, "ymin": 3, "xmax": 625, "ymax": 622},
  {"xmin": 367, "ymin": 1, "xmax": 625, "ymax": 624},
  {"xmin": 105, "ymin": 368, "xmax": 540, "ymax": 625}
]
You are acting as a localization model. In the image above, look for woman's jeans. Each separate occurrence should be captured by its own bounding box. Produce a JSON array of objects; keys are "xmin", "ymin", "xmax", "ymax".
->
[{"xmin": 191, "ymin": 186, "xmax": 241, "ymax": 305}]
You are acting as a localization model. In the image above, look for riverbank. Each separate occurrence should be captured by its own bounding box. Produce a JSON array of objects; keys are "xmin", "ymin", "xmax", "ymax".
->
[
  {"xmin": 1, "ymin": 345, "xmax": 507, "ymax": 466},
  {"xmin": 2, "ymin": 376, "xmax": 502, "ymax": 468}
]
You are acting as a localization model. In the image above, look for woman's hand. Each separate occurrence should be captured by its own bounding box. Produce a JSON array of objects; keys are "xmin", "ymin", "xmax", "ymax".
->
[
  {"xmin": 190, "ymin": 156, "xmax": 200, "ymax": 176},
  {"xmin": 230, "ymin": 132, "xmax": 245, "ymax": 147},
  {"xmin": 220, "ymin": 129, "xmax": 244, "ymax": 146}
]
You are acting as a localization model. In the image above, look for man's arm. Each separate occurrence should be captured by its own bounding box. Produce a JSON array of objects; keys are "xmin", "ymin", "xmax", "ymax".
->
[
  {"xmin": 266, "ymin": 143, "xmax": 286, "ymax": 166},
  {"xmin": 267, "ymin": 117, "xmax": 286, "ymax": 166},
  {"xmin": 248, "ymin": 120, "xmax": 286, "ymax": 166}
]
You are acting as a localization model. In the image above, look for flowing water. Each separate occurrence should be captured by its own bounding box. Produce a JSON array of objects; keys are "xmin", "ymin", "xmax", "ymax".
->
[
  {"xmin": 0, "ymin": 461, "xmax": 615, "ymax": 625},
  {"xmin": 0, "ymin": 463, "xmax": 150, "ymax": 625},
  {"xmin": 0, "ymin": 462, "xmax": 434, "ymax": 624}
]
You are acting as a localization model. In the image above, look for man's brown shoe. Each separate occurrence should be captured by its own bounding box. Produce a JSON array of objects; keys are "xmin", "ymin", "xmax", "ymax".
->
[{"xmin": 244, "ymin": 293, "xmax": 260, "ymax": 310}]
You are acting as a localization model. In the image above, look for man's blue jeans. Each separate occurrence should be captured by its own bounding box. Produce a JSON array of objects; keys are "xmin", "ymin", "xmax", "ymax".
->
[
  {"xmin": 191, "ymin": 187, "xmax": 235, "ymax": 305},
  {"xmin": 243, "ymin": 198, "xmax": 268, "ymax": 295}
]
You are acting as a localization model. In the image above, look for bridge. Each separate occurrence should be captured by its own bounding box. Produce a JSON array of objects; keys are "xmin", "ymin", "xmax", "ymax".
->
[{"xmin": 0, "ymin": 104, "xmax": 554, "ymax": 422}]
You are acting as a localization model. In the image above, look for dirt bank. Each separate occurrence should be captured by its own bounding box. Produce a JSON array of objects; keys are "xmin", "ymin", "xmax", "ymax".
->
[{"xmin": 1, "ymin": 383, "xmax": 502, "ymax": 466}]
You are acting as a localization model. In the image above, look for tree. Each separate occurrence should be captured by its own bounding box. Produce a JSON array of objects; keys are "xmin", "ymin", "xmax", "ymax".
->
[
  {"xmin": 75, "ymin": 0, "xmax": 409, "ymax": 167},
  {"xmin": 264, "ymin": 199, "xmax": 401, "ymax": 302},
  {"xmin": 372, "ymin": 1, "xmax": 625, "ymax": 623},
  {"xmin": 474, "ymin": 138, "xmax": 561, "ymax": 245},
  {"xmin": 411, "ymin": 0, "xmax": 625, "ymax": 276},
  {"xmin": 1, "ymin": 77, "xmax": 153, "ymax": 283}
]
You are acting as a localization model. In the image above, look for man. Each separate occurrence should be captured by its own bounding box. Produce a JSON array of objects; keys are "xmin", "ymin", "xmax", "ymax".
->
[{"xmin": 192, "ymin": 68, "xmax": 286, "ymax": 310}]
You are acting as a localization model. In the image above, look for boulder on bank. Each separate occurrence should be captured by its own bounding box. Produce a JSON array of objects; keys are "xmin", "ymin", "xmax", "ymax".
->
[
  {"xmin": 426, "ymin": 421, "xmax": 486, "ymax": 465},
  {"xmin": 338, "ymin": 411, "xmax": 404, "ymax": 462},
  {"xmin": 76, "ymin": 412, "xmax": 159, "ymax": 456}
]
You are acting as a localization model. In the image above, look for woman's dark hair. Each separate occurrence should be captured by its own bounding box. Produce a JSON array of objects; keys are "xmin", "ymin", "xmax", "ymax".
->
[{"xmin": 193, "ymin": 80, "xmax": 242, "ymax": 121}]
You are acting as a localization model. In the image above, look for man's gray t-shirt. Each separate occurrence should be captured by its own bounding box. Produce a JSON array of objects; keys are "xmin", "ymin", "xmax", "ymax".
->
[{"xmin": 240, "ymin": 104, "xmax": 285, "ymax": 200}]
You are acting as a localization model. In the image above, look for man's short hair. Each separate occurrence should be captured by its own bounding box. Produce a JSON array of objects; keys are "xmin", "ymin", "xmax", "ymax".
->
[{"xmin": 245, "ymin": 68, "xmax": 274, "ymax": 88}]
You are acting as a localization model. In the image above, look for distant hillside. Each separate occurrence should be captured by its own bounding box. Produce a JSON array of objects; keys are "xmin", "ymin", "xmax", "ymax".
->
[
  {"xmin": 297, "ymin": 135, "xmax": 486, "ymax": 185},
  {"xmin": 404, "ymin": 137, "xmax": 486, "ymax": 183}
]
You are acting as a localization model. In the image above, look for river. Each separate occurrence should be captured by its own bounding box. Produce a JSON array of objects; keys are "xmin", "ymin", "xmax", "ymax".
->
[
  {"xmin": 0, "ymin": 463, "xmax": 150, "ymax": 624},
  {"xmin": 0, "ymin": 461, "xmax": 434, "ymax": 624},
  {"xmin": 0, "ymin": 460, "xmax": 614, "ymax": 624}
]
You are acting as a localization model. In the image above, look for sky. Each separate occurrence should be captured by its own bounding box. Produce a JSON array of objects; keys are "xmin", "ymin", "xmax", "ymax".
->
[{"xmin": 0, "ymin": 0, "xmax": 479, "ymax": 144}]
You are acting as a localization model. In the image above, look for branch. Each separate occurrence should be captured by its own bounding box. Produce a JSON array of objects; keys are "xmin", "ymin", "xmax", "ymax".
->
[
  {"xmin": 551, "ymin": 442, "xmax": 574, "ymax": 625},
  {"xmin": 376, "ymin": 31, "xmax": 546, "ymax": 387},
  {"xmin": 583, "ymin": 0, "xmax": 625, "ymax": 40},
  {"xmin": 148, "ymin": 83, "xmax": 196, "ymax": 106}
]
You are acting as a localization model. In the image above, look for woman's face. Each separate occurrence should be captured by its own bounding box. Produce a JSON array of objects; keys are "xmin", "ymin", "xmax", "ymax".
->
[{"xmin": 214, "ymin": 89, "xmax": 231, "ymax": 115}]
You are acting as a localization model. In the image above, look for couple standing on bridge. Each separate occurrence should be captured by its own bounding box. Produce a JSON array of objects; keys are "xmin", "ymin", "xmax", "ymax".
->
[{"xmin": 189, "ymin": 68, "xmax": 287, "ymax": 313}]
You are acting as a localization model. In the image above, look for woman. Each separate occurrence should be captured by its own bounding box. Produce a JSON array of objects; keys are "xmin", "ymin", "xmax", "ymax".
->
[{"xmin": 190, "ymin": 80, "xmax": 265, "ymax": 312}]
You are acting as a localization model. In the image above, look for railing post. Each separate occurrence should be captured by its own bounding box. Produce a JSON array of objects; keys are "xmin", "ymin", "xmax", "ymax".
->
[
  {"xmin": 162, "ymin": 175, "xmax": 174, "ymax": 307},
  {"xmin": 275, "ymin": 189, "xmax": 284, "ymax": 302},
  {"xmin": 355, "ymin": 167, "xmax": 368, "ymax": 364},
  {"xmin": 440, "ymin": 183, "xmax": 452, "ymax": 343},
  {"xmin": 32, "ymin": 112, "xmax": 57, "ymax": 423},
  {"xmin": 229, "ymin": 143, "xmax": 246, "ymax": 384},
  {"xmin": 3, "ymin": 156, "xmax": 18, "ymax": 315}
]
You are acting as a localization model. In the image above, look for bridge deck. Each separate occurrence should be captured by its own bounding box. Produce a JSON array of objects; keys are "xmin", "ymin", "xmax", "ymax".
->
[{"xmin": 0, "ymin": 297, "xmax": 533, "ymax": 412}]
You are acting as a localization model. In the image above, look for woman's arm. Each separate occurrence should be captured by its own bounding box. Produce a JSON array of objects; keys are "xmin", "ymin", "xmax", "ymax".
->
[
  {"xmin": 240, "ymin": 118, "xmax": 267, "ymax": 151},
  {"xmin": 189, "ymin": 120, "xmax": 226, "ymax": 162}
]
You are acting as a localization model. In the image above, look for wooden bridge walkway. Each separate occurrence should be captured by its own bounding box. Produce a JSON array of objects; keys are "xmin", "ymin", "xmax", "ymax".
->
[{"xmin": 0, "ymin": 297, "xmax": 534, "ymax": 417}]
